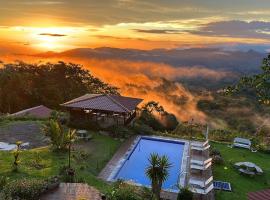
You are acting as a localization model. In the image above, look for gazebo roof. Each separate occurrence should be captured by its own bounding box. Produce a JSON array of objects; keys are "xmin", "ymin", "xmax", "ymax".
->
[{"xmin": 61, "ymin": 94, "xmax": 143, "ymax": 113}]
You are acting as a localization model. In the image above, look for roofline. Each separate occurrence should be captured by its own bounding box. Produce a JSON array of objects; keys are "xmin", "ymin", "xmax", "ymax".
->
[
  {"xmin": 61, "ymin": 94, "xmax": 103, "ymax": 106},
  {"xmin": 63, "ymin": 106, "xmax": 130, "ymax": 114},
  {"xmin": 10, "ymin": 105, "xmax": 50, "ymax": 116},
  {"xmin": 106, "ymin": 94, "xmax": 131, "ymax": 112},
  {"xmin": 61, "ymin": 94, "xmax": 144, "ymax": 109}
]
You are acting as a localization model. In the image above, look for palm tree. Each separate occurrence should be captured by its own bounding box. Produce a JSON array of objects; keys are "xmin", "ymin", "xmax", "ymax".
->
[
  {"xmin": 145, "ymin": 153, "xmax": 172, "ymax": 200},
  {"xmin": 42, "ymin": 119, "xmax": 76, "ymax": 151}
]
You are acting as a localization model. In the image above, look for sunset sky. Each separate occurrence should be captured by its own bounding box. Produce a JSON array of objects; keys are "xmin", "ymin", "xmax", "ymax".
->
[{"xmin": 1, "ymin": 0, "xmax": 270, "ymax": 53}]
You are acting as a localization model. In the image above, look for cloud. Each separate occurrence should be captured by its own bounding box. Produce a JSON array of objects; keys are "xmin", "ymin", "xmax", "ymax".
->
[
  {"xmin": 93, "ymin": 35, "xmax": 151, "ymax": 41},
  {"xmin": 191, "ymin": 20, "xmax": 270, "ymax": 39},
  {"xmin": 133, "ymin": 29, "xmax": 183, "ymax": 34},
  {"xmin": 1, "ymin": 54, "xmax": 218, "ymax": 122},
  {"xmin": 39, "ymin": 33, "xmax": 67, "ymax": 37},
  {"xmin": 0, "ymin": 26, "xmax": 10, "ymax": 29},
  {"xmin": 17, "ymin": 1, "xmax": 64, "ymax": 5}
]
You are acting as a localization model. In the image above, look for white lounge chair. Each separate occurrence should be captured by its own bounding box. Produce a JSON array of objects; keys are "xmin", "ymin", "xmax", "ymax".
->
[
  {"xmin": 191, "ymin": 156, "xmax": 212, "ymax": 166},
  {"xmin": 191, "ymin": 162, "xmax": 212, "ymax": 170},
  {"xmin": 191, "ymin": 183, "xmax": 214, "ymax": 195},
  {"xmin": 233, "ymin": 137, "xmax": 251, "ymax": 149},
  {"xmin": 189, "ymin": 176, "xmax": 213, "ymax": 188},
  {"xmin": 191, "ymin": 144, "xmax": 210, "ymax": 151},
  {"xmin": 191, "ymin": 140, "xmax": 209, "ymax": 148}
]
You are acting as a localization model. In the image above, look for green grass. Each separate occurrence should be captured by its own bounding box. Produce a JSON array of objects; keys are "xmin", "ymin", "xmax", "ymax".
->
[
  {"xmin": 0, "ymin": 133, "xmax": 121, "ymax": 192},
  {"xmin": 212, "ymin": 142, "xmax": 270, "ymax": 200}
]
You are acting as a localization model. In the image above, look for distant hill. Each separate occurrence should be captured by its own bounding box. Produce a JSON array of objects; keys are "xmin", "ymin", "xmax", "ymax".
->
[{"xmin": 35, "ymin": 47, "xmax": 266, "ymax": 75}]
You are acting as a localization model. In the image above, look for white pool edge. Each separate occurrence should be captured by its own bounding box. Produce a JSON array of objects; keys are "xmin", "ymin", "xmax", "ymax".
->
[{"xmin": 107, "ymin": 135, "xmax": 190, "ymax": 193}]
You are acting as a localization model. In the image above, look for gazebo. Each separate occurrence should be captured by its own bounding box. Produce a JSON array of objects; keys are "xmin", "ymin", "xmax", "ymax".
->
[{"xmin": 61, "ymin": 94, "xmax": 143, "ymax": 128}]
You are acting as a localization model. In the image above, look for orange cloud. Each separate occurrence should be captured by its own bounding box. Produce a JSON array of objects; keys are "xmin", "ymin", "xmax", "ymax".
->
[{"xmin": 1, "ymin": 55, "xmax": 227, "ymax": 122}]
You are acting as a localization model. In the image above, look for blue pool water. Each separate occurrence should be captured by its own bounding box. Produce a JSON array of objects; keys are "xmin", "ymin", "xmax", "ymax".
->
[{"xmin": 114, "ymin": 137, "xmax": 185, "ymax": 190}]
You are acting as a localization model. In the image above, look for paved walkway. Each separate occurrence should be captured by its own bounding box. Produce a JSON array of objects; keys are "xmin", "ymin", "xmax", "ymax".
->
[
  {"xmin": 98, "ymin": 136, "xmax": 136, "ymax": 180},
  {"xmin": 41, "ymin": 183, "xmax": 102, "ymax": 200}
]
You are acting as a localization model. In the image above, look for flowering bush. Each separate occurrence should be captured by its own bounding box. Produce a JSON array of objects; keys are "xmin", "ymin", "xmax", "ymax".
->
[
  {"xmin": 1, "ymin": 178, "xmax": 46, "ymax": 200},
  {"xmin": 1, "ymin": 177, "xmax": 60, "ymax": 200}
]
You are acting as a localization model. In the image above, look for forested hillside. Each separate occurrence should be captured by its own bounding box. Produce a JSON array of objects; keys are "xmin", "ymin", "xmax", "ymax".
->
[{"xmin": 0, "ymin": 61, "xmax": 118, "ymax": 113}]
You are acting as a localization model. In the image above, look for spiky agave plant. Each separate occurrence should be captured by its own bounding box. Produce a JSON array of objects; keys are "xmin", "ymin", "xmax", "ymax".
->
[{"xmin": 145, "ymin": 153, "xmax": 171, "ymax": 200}]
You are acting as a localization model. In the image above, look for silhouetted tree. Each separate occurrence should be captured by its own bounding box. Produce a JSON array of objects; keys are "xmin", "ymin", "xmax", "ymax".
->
[
  {"xmin": 226, "ymin": 54, "xmax": 270, "ymax": 105},
  {"xmin": 0, "ymin": 61, "xmax": 118, "ymax": 113}
]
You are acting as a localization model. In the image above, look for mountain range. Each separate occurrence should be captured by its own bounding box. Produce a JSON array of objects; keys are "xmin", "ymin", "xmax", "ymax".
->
[{"xmin": 35, "ymin": 47, "xmax": 267, "ymax": 75}]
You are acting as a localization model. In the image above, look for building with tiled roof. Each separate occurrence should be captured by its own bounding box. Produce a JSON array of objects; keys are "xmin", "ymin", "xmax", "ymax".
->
[
  {"xmin": 10, "ymin": 105, "xmax": 52, "ymax": 118},
  {"xmin": 61, "ymin": 94, "xmax": 143, "ymax": 127}
]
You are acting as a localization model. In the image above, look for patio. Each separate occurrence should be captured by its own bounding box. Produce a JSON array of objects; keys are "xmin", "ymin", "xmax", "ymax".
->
[{"xmin": 41, "ymin": 183, "xmax": 103, "ymax": 200}]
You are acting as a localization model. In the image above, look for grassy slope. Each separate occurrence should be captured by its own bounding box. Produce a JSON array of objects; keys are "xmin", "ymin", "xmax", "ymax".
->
[
  {"xmin": 0, "ymin": 133, "xmax": 121, "ymax": 192},
  {"xmin": 212, "ymin": 142, "xmax": 270, "ymax": 200}
]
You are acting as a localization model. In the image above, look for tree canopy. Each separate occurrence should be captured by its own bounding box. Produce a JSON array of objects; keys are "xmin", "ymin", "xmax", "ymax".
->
[
  {"xmin": 139, "ymin": 101, "xmax": 179, "ymax": 131},
  {"xmin": 0, "ymin": 61, "xmax": 118, "ymax": 113},
  {"xmin": 226, "ymin": 54, "xmax": 270, "ymax": 105}
]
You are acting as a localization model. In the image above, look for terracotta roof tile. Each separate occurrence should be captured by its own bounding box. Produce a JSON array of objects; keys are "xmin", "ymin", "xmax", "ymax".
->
[
  {"xmin": 11, "ymin": 105, "xmax": 52, "ymax": 118},
  {"xmin": 248, "ymin": 189, "xmax": 270, "ymax": 200},
  {"xmin": 62, "ymin": 94, "xmax": 143, "ymax": 113}
]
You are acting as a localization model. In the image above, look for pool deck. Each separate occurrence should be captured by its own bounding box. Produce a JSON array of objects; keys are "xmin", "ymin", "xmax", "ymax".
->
[
  {"xmin": 98, "ymin": 136, "xmax": 136, "ymax": 180},
  {"xmin": 98, "ymin": 135, "xmax": 190, "ymax": 200}
]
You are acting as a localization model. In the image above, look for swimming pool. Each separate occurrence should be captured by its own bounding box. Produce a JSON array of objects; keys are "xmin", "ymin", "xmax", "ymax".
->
[{"xmin": 111, "ymin": 136, "xmax": 188, "ymax": 191}]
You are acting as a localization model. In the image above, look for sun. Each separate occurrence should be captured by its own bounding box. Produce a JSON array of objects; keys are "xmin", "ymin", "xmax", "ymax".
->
[
  {"xmin": 28, "ymin": 27, "xmax": 80, "ymax": 52},
  {"xmin": 36, "ymin": 34, "xmax": 63, "ymax": 51}
]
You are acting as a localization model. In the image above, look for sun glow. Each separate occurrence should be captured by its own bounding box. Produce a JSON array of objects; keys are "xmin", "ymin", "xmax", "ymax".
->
[{"xmin": 1, "ymin": 26, "xmax": 90, "ymax": 52}]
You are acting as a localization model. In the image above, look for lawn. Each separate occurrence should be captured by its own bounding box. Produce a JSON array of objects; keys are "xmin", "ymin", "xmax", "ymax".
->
[
  {"xmin": 211, "ymin": 142, "xmax": 270, "ymax": 200},
  {"xmin": 0, "ymin": 132, "xmax": 122, "ymax": 192}
]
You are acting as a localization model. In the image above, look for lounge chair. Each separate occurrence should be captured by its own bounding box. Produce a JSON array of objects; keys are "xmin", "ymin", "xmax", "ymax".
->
[
  {"xmin": 191, "ymin": 140, "xmax": 209, "ymax": 148},
  {"xmin": 191, "ymin": 183, "xmax": 214, "ymax": 195},
  {"xmin": 233, "ymin": 137, "xmax": 251, "ymax": 149}
]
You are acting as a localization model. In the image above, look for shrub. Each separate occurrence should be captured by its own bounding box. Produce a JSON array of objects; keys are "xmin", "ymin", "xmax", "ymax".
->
[
  {"xmin": 108, "ymin": 125, "xmax": 131, "ymax": 138},
  {"xmin": 106, "ymin": 181, "xmax": 143, "ymax": 200},
  {"xmin": 58, "ymin": 165, "xmax": 79, "ymax": 183},
  {"xmin": 1, "ymin": 178, "xmax": 46, "ymax": 200},
  {"xmin": 212, "ymin": 155, "xmax": 224, "ymax": 165},
  {"xmin": 28, "ymin": 152, "xmax": 46, "ymax": 169},
  {"xmin": 132, "ymin": 121, "xmax": 156, "ymax": 135},
  {"xmin": 0, "ymin": 176, "xmax": 8, "ymax": 190},
  {"xmin": 177, "ymin": 187, "xmax": 193, "ymax": 200},
  {"xmin": 210, "ymin": 148, "xmax": 221, "ymax": 156}
]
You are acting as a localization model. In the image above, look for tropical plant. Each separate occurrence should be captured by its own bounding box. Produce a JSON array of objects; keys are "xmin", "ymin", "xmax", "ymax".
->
[
  {"xmin": 12, "ymin": 141, "xmax": 23, "ymax": 172},
  {"xmin": 42, "ymin": 120, "xmax": 76, "ymax": 151},
  {"xmin": 145, "ymin": 153, "xmax": 172, "ymax": 200}
]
